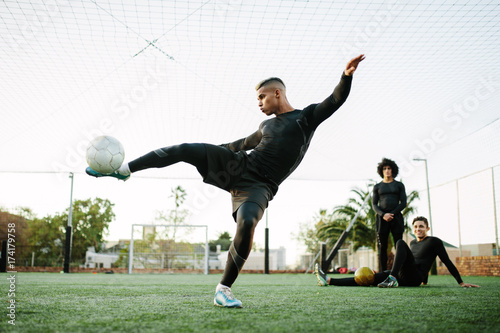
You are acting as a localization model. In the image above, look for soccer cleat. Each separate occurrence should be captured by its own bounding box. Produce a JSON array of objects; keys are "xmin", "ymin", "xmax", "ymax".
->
[
  {"xmin": 377, "ymin": 275, "xmax": 399, "ymax": 288},
  {"xmin": 85, "ymin": 167, "xmax": 130, "ymax": 181},
  {"xmin": 213, "ymin": 287, "xmax": 243, "ymax": 308},
  {"xmin": 315, "ymin": 263, "xmax": 328, "ymax": 286}
]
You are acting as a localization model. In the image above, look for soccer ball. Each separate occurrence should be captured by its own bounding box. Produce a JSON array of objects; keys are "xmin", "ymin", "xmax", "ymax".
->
[
  {"xmin": 86, "ymin": 136, "xmax": 125, "ymax": 174},
  {"xmin": 354, "ymin": 267, "xmax": 375, "ymax": 286}
]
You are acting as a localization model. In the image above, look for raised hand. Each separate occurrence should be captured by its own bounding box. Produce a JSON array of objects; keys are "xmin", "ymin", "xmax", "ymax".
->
[{"xmin": 345, "ymin": 54, "xmax": 365, "ymax": 76}]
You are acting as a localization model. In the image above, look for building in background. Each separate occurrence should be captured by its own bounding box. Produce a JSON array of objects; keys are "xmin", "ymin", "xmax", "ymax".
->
[{"xmin": 215, "ymin": 247, "xmax": 287, "ymax": 271}]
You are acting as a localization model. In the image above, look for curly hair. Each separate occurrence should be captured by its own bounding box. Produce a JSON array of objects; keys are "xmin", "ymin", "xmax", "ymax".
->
[
  {"xmin": 377, "ymin": 157, "xmax": 399, "ymax": 178},
  {"xmin": 412, "ymin": 216, "xmax": 429, "ymax": 227}
]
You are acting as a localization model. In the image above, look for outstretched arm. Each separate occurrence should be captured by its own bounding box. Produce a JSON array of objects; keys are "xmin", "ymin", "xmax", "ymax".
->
[
  {"xmin": 436, "ymin": 241, "xmax": 463, "ymax": 285},
  {"xmin": 436, "ymin": 240, "xmax": 479, "ymax": 287},
  {"xmin": 310, "ymin": 54, "xmax": 365, "ymax": 126}
]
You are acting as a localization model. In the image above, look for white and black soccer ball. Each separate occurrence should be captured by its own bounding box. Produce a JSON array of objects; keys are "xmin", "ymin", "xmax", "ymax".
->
[{"xmin": 86, "ymin": 136, "xmax": 125, "ymax": 174}]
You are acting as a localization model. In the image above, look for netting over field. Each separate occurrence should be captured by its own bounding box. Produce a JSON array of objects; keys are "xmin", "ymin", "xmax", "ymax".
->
[
  {"xmin": 0, "ymin": 1, "xmax": 499, "ymax": 268},
  {"xmin": 1, "ymin": 0, "xmax": 498, "ymax": 181}
]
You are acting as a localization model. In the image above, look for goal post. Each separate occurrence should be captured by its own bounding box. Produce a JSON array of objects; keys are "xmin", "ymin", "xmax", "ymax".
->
[
  {"xmin": 128, "ymin": 224, "xmax": 209, "ymax": 275},
  {"xmin": 321, "ymin": 191, "xmax": 372, "ymax": 272},
  {"xmin": 305, "ymin": 186, "xmax": 373, "ymax": 274}
]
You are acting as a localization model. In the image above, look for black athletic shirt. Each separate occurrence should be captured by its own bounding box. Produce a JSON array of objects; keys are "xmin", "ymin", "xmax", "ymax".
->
[
  {"xmin": 410, "ymin": 236, "xmax": 463, "ymax": 285},
  {"xmin": 222, "ymin": 73, "xmax": 352, "ymax": 187},
  {"xmin": 372, "ymin": 181, "xmax": 407, "ymax": 216}
]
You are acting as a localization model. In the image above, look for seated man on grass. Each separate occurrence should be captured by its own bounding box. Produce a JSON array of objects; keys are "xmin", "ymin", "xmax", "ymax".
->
[{"xmin": 315, "ymin": 216, "xmax": 480, "ymax": 288}]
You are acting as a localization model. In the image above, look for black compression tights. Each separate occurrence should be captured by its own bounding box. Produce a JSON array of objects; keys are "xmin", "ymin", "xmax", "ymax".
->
[
  {"xmin": 129, "ymin": 144, "xmax": 263, "ymax": 288},
  {"xmin": 329, "ymin": 240, "xmax": 421, "ymax": 287},
  {"xmin": 220, "ymin": 202, "xmax": 264, "ymax": 288},
  {"xmin": 377, "ymin": 229, "xmax": 403, "ymax": 271},
  {"xmin": 328, "ymin": 271, "xmax": 389, "ymax": 286},
  {"xmin": 128, "ymin": 143, "xmax": 208, "ymax": 176},
  {"xmin": 389, "ymin": 240, "xmax": 422, "ymax": 286}
]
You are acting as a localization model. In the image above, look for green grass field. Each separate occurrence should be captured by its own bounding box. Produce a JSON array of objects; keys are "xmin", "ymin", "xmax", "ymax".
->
[{"xmin": 2, "ymin": 273, "xmax": 500, "ymax": 332}]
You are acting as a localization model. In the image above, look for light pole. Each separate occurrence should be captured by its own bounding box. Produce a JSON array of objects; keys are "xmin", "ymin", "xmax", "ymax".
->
[
  {"xmin": 413, "ymin": 158, "xmax": 437, "ymax": 275},
  {"xmin": 63, "ymin": 172, "xmax": 74, "ymax": 273},
  {"xmin": 413, "ymin": 158, "xmax": 433, "ymax": 234},
  {"xmin": 265, "ymin": 209, "xmax": 269, "ymax": 274}
]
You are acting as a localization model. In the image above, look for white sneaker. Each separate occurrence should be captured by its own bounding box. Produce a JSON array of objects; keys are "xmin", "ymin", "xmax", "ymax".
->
[
  {"xmin": 377, "ymin": 275, "xmax": 399, "ymax": 288},
  {"xmin": 213, "ymin": 286, "xmax": 242, "ymax": 308}
]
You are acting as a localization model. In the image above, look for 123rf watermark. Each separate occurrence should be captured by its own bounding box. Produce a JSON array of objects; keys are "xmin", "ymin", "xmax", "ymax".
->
[{"xmin": 6, "ymin": 223, "xmax": 17, "ymax": 326}]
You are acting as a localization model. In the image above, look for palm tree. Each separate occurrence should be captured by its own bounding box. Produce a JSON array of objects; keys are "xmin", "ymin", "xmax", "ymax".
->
[{"xmin": 316, "ymin": 184, "xmax": 419, "ymax": 253}]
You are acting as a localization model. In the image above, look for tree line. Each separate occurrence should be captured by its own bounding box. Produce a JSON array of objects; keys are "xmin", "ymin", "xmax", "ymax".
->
[
  {"xmin": 1, "ymin": 198, "xmax": 114, "ymax": 267},
  {"xmin": 1, "ymin": 185, "xmax": 234, "ymax": 268}
]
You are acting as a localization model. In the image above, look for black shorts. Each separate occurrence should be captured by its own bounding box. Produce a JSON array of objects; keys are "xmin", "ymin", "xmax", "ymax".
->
[{"xmin": 202, "ymin": 144, "xmax": 277, "ymax": 219}]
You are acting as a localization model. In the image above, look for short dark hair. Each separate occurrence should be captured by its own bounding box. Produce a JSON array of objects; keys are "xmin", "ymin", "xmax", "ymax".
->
[
  {"xmin": 255, "ymin": 77, "xmax": 285, "ymax": 91},
  {"xmin": 377, "ymin": 157, "xmax": 399, "ymax": 178},
  {"xmin": 412, "ymin": 216, "xmax": 429, "ymax": 227}
]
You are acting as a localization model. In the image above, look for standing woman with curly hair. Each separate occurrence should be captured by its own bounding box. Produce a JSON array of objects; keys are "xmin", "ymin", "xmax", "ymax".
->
[{"xmin": 372, "ymin": 158, "xmax": 407, "ymax": 272}]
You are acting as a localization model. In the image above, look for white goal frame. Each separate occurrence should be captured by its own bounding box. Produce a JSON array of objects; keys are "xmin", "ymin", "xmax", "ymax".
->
[{"xmin": 128, "ymin": 224, "xmax": 209, "ymax": 275}]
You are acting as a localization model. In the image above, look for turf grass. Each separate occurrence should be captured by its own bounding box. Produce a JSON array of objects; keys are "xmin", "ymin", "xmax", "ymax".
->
[{"xmin": 1, "ymin": 273, "xmax": 499, "ymax": 332}]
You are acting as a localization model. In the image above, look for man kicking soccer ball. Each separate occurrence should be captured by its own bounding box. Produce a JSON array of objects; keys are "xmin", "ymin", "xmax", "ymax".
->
[
  {"xmin": 86, "ymin": 54, "xmax": 365, "ymax": 307},
  {"xmin": 315, "ymin": 216, "xmax": 480, "ymax": 288}
]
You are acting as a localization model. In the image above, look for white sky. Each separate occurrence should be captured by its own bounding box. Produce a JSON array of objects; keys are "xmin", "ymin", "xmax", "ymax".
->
[{"xmin": 1, "ymin": 0, "xmax": 499, "ymax": 266}]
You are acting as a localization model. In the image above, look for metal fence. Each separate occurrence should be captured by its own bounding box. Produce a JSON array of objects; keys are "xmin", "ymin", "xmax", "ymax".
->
[{"xmin": 421, "ymin": 165, "xmax": 500, "ymax": 254}]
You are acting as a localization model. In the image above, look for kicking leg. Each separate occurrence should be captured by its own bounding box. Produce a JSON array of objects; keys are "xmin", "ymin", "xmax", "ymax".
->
[
  {"xmin": 86, "ymin": 143, "xmax": 208, "ymax": 180},
  {"xmin": 214, "ymin": 202, "xmax": 264, "ymax": 307},
  {"xmin": 129, "ymin": 143, "xmax": 208, "ymax": 175}
]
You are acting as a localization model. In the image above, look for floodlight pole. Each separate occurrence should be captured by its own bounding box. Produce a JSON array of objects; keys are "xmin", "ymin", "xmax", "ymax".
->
[
  {"xmin": 63, "ymin": 172, "xmax": 74, "ymax": 273},
  {"xmin": 265, "ymin": 209, "xmax": 269, "ymax": 274},
  {"xmin": 492, "ymin": 168, "xmax": 499, "ymax": 254},
  {"xmin": 413, "ymin": 159, "xmax": 433, "ymax": 234},
  {"xmin": 128, "ymin": 224, "xmax": 134, "ymax": 274},
  {"xmin": 413, "ymin": 158, "xmax": 436, "ymax": 275},
  {"xmin": 204, "ymin": 226, "xmax": 209, "ymax": 275},
  {"xmin": 456, "ymin": 180, "xmax": 463, "ymax": 257}
]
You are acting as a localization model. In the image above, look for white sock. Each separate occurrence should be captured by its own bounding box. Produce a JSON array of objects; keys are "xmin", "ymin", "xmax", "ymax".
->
[
  {"xmin": 117, "ymin": 163, "xmax": 130, "ymax": 176},
  {"xmin": 216, "ymin": 283, "xmax": 229, "ymax": 292}
]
